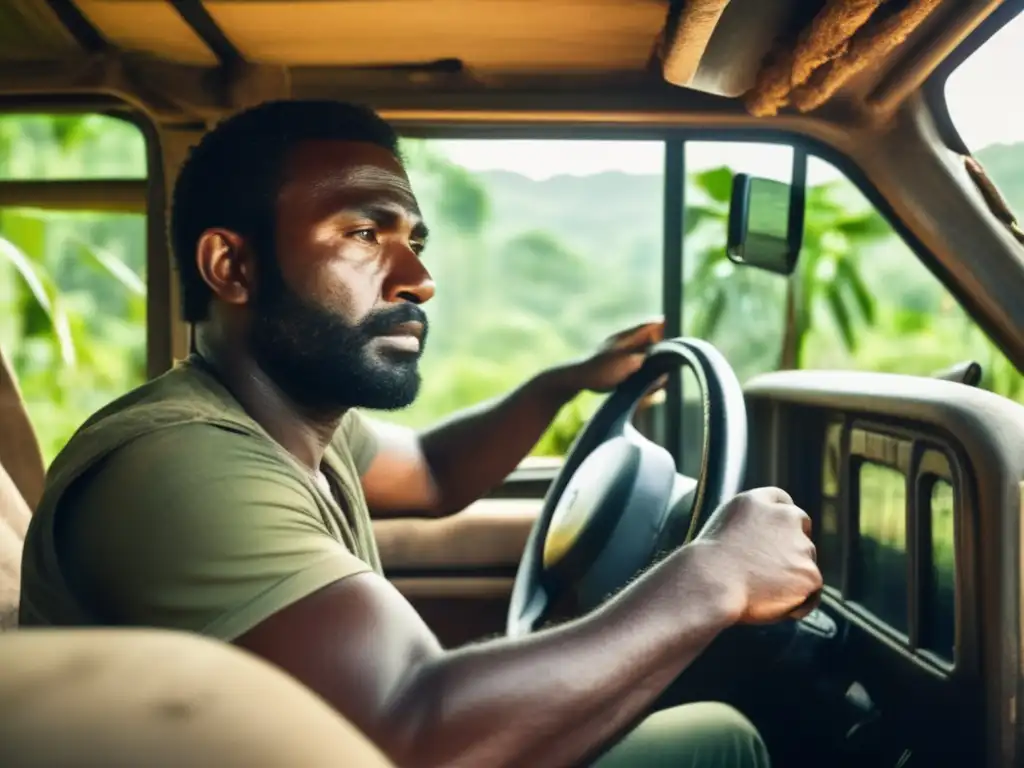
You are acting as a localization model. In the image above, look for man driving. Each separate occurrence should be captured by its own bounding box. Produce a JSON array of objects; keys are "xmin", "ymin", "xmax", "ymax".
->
[{"xmin": 20, "ymin": 100, "xmax": 822, "ymax": 768}]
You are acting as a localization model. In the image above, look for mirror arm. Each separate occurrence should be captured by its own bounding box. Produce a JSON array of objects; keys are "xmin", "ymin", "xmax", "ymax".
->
[
  {"xmin": 727, "ymin": 172, "xmax": 752, "ymax": 261},
  {"xmin": 788, "ymin": 147, "xmax": 808, "ymax": 260}
]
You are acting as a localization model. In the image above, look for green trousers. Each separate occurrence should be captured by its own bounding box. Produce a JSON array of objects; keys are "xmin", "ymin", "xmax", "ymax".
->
[{"xmin": 594, "ymin": 702, "xmax": 770, "ymax": 767}]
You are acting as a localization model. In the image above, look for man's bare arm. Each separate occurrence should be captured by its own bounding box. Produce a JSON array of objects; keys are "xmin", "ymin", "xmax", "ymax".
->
[
  {"xmin": 360, "ymin": 367, "xmax": 572, "ymax": 518},
  {"xmin": 362, "ymin": 322, "xmax": 663, "ymax": 518},
  {"xmin": 235, "ymin": 489, "xmax": 822, "ymax": 768},
  {"xmin": 237, "ymin": 544, "xmax": 734, "ymax": 768}
]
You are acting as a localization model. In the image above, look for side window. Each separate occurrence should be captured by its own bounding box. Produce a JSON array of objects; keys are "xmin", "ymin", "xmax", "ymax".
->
[
  {"xmin": 381, "ymin": 138, "xmax": 665, "ymax": 465},
  {"xmin": 920, "ymin": 453, "xmax": 957, "ymax": 662},
  {"xmin": 944, "ymin": 9, "xmax": 1024, "ymax": 219},
  {"xmin": 800, "ymin": 156, "xmax": 1024, "ymax": 402},
  {"xmin": 681, "ymin": 142, "xmax": 1023, "ymax": 403},
  {"xmin": 680, "ymin": 141, "xmax": 792, "ymax": 474},
  {"xmin": 682, "ymin": 141, "xmax": 789, "ymax": 381},
  {"xmin": 854, "ymin": 459, "xmax": 909, "ymax": 634},
  {"xmin": 0, "ymin": 114, "xmax": 147, "ymax": 463}
]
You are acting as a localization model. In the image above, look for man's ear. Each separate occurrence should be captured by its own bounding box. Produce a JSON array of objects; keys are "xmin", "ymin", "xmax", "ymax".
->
[{"xmin": 195, "ymin": 229, "xmax": 253, "ymax": 307}]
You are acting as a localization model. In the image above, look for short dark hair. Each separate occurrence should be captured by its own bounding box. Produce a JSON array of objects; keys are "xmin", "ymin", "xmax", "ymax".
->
[{"xmin": 169, "ymin": 99, "xmax": 401, "ymax": 322}]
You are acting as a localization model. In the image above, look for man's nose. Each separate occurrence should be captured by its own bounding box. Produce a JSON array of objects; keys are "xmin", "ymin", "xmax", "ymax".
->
[{"xmin": 384, "ymin": 247, "xmax": 435, "ymax": 305}]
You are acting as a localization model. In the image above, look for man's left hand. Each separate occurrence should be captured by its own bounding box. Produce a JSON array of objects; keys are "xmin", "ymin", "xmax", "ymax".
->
[{"xmin": 555, "ymin": 319, "xmax": 665, "ymax": 395}]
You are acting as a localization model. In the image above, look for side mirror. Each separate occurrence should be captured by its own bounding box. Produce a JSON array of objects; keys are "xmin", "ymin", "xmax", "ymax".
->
[{"xmin": 726, "ymin": 150, "xmax": 806, "ymax": 276}]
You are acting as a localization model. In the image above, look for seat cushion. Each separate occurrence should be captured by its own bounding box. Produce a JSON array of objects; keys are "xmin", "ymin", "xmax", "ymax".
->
[{"xmin": 0, "ymin": 629, "xmax": 395, "ymax": 767}]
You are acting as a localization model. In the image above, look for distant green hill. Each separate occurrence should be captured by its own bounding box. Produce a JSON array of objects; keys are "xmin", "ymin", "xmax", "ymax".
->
[
  {"xmin": 474, "ymin": 169, "xmax": 663, "ymax": 264},
  {"xmin": 466, "ymin": 140, "xmax": 1024, "ymax": 259}
]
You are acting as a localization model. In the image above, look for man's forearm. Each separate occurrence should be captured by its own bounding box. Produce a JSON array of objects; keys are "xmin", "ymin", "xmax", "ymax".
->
[
  {"xmin": 417, "ymin": 365, "xmax": 579, "ymax": 517},
  {"xmin": 386, "ymin": 543, "xmax": 741, "ymax": 768}
]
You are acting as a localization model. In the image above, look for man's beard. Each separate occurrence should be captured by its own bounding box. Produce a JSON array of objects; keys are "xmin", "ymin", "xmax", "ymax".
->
[{"xmin": 249, "ymin": 266, "xmax": 428, "ymax": 413}]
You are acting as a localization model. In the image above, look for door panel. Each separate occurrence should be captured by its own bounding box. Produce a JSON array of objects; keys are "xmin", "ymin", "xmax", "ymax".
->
[
  {"xmin": 737, "ymin": 370, "xmax": 1024, "ymax": 768},
  {"xmin": 374, "ymin": 498, "xmax": 541, "ymax": 646}
]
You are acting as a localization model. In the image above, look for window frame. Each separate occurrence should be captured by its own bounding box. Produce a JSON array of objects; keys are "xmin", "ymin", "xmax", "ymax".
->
[
  {"xmin": 851, "ymin": 456, "xmax": 911, "ymax": 639},
  {"xmin": 915, "ymin": 449, "xmax": 959, "ymax": 666},
  {"xmin": 826, "ymin": 419, "xmax": 965, "ymax": 676}
]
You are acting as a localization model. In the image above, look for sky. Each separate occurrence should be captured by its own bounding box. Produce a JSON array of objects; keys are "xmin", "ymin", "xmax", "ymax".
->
[{"xmin": 429, "ymin": 9, "xmax": 1024, "ymax": 183}]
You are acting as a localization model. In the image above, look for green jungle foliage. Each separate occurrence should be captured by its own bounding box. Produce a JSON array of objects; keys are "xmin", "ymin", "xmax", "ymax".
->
[{"xmin": 1, "ymin": 116, "xmax": 1021, "ymax": 467}]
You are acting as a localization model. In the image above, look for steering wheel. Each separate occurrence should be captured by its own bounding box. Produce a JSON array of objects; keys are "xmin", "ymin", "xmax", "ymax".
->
[{"xmin": 507, "ymin": 338, "xmax": 748, "ymax": 637}]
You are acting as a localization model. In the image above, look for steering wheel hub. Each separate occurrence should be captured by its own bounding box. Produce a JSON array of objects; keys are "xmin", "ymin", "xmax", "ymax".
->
[{"xmin": 542, "ymin": 438, "xmax": 638, "ymax": 569}]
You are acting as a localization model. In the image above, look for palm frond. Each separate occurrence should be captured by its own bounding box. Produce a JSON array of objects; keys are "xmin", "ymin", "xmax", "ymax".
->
[
  {"xmin": 684, "ymin": 203, "xmax": 726, "ymax": 235},
  {"xmin": 692, "ymin": 167, "xmax": 734, "ymax": 205},
  {"xmin": 73, "ymin": 237, "xmax": 146, "ymax": 296},
  {"xmin": 0, "ymin": 235, "xmax": 76, "ymax": 366},
  {"xmin": 836, "ymin": 257, "xmax": 876, "ymax": 324},
  {"xmin": 691, "ymin": 289, "xmax": 727, "ymax": 339},
  {"xmin": 826, "ymin": 282, "xmax": 856, "ymax": 351}
]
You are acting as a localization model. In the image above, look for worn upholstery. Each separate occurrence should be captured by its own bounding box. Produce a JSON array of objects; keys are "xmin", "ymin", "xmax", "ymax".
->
[
  {"xmin": 0, "ymin": 462, "xmax": 28, "ymax": 630},
  {"xmin": 0, "ymin": 345, "xmax": 45, "ymax": 511},
  {"xmin": 0, "ymin": 345, "xmax": 38, "ymax": 631},
  {"xmin": 0, "ymin": 629, "xmax": 395, "ymax": 767},
  {"xmin": 0, "ymin": 462, "xmax": 29, "ymax": 630}
]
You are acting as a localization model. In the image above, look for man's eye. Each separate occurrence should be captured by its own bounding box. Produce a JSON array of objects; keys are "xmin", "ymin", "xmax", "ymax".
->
[
  {"xmin": 352, "ymin": 228, "xmax": 378, "ymax": 243},
  {"xmin": 411, "ymin": 240, "xmax": 427, "ymax": 255}
]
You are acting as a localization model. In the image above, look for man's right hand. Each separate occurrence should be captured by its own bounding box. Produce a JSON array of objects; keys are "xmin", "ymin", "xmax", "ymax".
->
[{"xmin": 694, "ymin": 487, "xmax": 823, "ymax": 624}]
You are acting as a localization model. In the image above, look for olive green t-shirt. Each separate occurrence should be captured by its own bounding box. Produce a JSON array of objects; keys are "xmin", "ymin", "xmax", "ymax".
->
[{"xmin": 19, "ymin": 355, "xmax": 382, "ymax": 641}]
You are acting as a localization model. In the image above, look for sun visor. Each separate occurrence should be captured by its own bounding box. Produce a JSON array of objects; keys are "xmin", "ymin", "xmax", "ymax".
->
[
  {"xmin": 660, "ymin": 0, "xmax": 944, "ymax": 114},
  {"xmin": 659, "ymin": 0, "xmax": 808, "ymax": 97}
]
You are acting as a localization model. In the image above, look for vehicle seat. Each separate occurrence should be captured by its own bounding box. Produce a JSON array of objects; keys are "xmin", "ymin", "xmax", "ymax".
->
[
  {"xmin": 0, "ymin": 462, "xmax": 29, "ymax": 630},
  {"xmin": 0, "ymin": 629, "xmax": 395, "ymax": 767},
  {"xmin": 0, "ymin": 343, "xmax": 43, "ymax": 631}
]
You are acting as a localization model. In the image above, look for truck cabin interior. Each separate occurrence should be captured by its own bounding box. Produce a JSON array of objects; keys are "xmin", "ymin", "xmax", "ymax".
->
[{"xmin": 3, "ymin": 1, "xmax": 1024, "ymax": 767}]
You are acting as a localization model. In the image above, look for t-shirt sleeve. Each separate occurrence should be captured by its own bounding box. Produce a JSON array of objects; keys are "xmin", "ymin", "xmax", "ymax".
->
[
  {"xmin": 60, "ymin": 424, "xmax": 371, "ymax": 641},
  {"xmin": 336, "ymin": 409, "xmax": 380, "ymax": 476}
]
